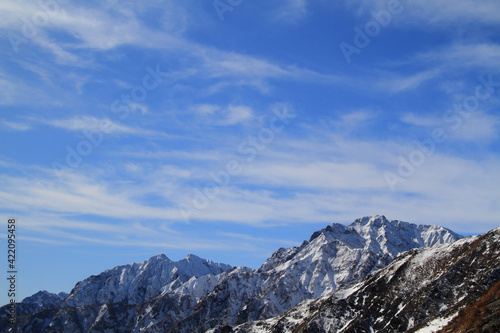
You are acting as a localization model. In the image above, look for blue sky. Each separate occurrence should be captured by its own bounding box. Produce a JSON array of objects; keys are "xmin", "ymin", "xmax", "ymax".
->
[{"xmin": 0, "ymin": 0, "xmax": 499, "ymax": 304}]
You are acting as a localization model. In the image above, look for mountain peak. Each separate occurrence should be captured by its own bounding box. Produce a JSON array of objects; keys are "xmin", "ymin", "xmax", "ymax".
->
[
  {"xmin": 21, "ymin": 290, "xmax": 66, "ymax": 305},
  {"xmin": 185, "ymin": 253, "xmax": 201, "ymax": 261},
  {"xmin": 309, "ymin": 222, "xmax": 350, "ymax": 242},
  {"xmin": 62, "ymin": 253, "xmax": 232, "ymax": 308},
  {"xmin": 352, "ymin": 215, "xmax": 388, "ymax": 227},
  {"xmin": 308, "ymin": 215, "xmax": 393, "ymax": 244},
  {"xmin": 148, "ymin": 253, "xmax": 170, "ymax": 262}
]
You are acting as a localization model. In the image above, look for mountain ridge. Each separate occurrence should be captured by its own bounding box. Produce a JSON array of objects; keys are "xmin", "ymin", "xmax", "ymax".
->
[
  {"xmin": 64, "ymin": 253, "xmax": 233, "ymax": 307},
  {"xmin": 0, "ymin": 215, "xmax": 466, "ymax": 332}
]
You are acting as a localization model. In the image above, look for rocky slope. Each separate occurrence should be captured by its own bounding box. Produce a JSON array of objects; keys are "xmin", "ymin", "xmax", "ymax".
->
[
  {"xmin": 429, "ymin": 280, "xmax": 500, "ymax": 333},
  {"xmin": 9, "ymin": 291, "xmax": 69, "ymax": 317},
  {"xmin": 232, "ymin": 226, "xmax": 500, "ymax": 333},
  {"xmin": 0, "ymin": 215, "xmax": 463, "ymax": 332}
]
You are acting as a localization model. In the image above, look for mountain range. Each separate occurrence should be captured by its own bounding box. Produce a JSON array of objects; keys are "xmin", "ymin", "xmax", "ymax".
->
[{"xmin": 1, "ymin": 215, "xmax": 498, "ymax": 332}]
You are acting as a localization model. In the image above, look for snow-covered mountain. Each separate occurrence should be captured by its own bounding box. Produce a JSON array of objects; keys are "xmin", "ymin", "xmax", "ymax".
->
[
  {"xmin": 0, "ymin": 215, "xmax": 464, "ymax": 332},
  {"xmin": 170, "ymin": 215, "xmax": 462, "ymax": 332},
  {"xmin": 0, "ymin": 254, "xmax": 233, "ymax": 332},
  {"xmin": 10, "ymin": 291, "xmax": 69, "ymax": 316},
  {"xmin": 65, "ymin": 253, "xmax": 232, "ymax": 307},
  {"xmin": 232, "ymin": 226, "xmax": 500, "ymax": 333}
]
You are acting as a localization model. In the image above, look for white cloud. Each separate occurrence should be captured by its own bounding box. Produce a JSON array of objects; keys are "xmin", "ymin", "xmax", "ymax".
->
[
  {"xmin": 116, "ymin": 150, "xmax": 224, "ymax": 162},
  {"xmin": 376, "ymin": 69, "xmax": 441, "ymax": 93},
  {"xmin": 400, "ymin": 113, "xmax": 440, "ymax": 127},
  {"xmin": 0, "ymin": 73, "xmax": 38, "ymax": 106},
  {"xmin": 219, "ymin": 105, "xmax": 254, "ymax": 126},
  {"xmin": 241, "ymin": 161, "xmax": 385, "ymax": 191},
  {"xmin": 400, "ymin": 111, "xmax": 500, "ymax": 142},
  {"xmin": 416, "ymin": 43, "xmax": 500, "ymax": 69},
  {"xmin": 350, "ymin": 0, "xmax": 500, "ymax": 26},
  {"xmin": 451, "ymin": 111, "xmax": 500, "ymax": 142},
  {"xmin": 199, "ymin": 50, "xmax": 344, "ymax": 89},
  {"xmin": 0, "ymin": 0, "xmax": 184, "ymax": 63},
  {"xmin": 192, "ymin": 104, "xmax": 219, "ymax": 115},
  {"xmin": 1, "ymin": 121, "xmax": 499, "ymax": 245},
  {"xmin": 331, "ymin": 110, "xmax": 376, "ymax": 132},
  {"xmin": 128, "ymin": 103, "xmax": 148, "ymax": 115},
  {"xmin": 34, "ymin": 38, "xmax": 81, "ymax": 65},
  {"xmin": 190, "ymin": 104, "xmax": 255, "ymax": 126},
  {"xmin": 19, "ymin": 212, "xmax": 232, "ymax": 251},
  {"xmin": 37, "ymin": 116, "xmax": 166, "ymax": 137},
  {"xmin": 0, "ymin": 172, "xmax": 181, "ymax": 221},
  {"xmin": 402, "ymin": 0, "xmax": 500, "ymax": 26},
  {"xmin": 0, "ymin": 0, "xmax": 348, "ymax": 105},
  {"xmin": 0, "ymin": 119, "xmax": 31, "ymax": 131},
  {"xmin": 270, "ymin": 0, "xmax": 309, "ymax": 24},
  {"xmin": 151, "ymin": 123, "xmax": 497, "ymax": 233}
]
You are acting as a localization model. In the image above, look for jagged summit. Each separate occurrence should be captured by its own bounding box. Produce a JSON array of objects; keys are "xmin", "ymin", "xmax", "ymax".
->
[
  {"xmin": 309, "ymin": 222, "xmax": 349, "ymax": 241},
  {"xmin": 21, "ymin": 290, "xmax": 68, "ymax": 305},
  {"xmin": 185, "ymin": 253, "xmax": 198, "ymax": 260},
  {"xmin": 353, "ymin": 214, "xmax": 388, "ymax": 225},
  {"xmin": 63, "ymin": 253, "xmax": 232, "ymax": 307},
  {"xmin": 309, "ymin": 215, "xmax": 392, "ymax": 242},
  {"xmin": 149, "ymin": 253, "xmax": 169, "ymax": 261},
  {"xmin": 307, "ymin": 215, "xmax": 461, "ymax": 260}
]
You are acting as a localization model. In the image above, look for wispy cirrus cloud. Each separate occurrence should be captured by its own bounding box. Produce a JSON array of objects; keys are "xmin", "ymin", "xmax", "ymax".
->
[
  {"xmin": 192, "ymin": 104, "xmax": 255, "ymax": 126},
  {"xmin": 1, "ymin": 0, "xmax": 182, "ymax": 53},
  {"xmin": 0, "ymin": 119, "xmax": 31, "ymax": 131},
  {"xmin": 415, "ymin": 43, "xmax": 500, "ymax": 69},
  {"xmin": 400, "ymin": 113, "xmax": 441, "ymax": 127},
  {"xmin": 0, "ymin": 172, "xmax": 181, "ymax": 221},
  {"xmin": 402, "ymin": 111, "xmax": 500, "ymax": 142},
  {"xmin": 1, "ymin": 119, "xmax": 499, "ymax": 244},
  {"xmin": 402, "ymin": 0, "xmax": 500, "ymax": 25},
  {"xmin": 1, "ymin": 0, "xmax": 354, "ymax": 110},
  {"xmin": 350, "ymin": 0, "xmax": 500, "ymax": 25},
  {"xmin": 32, "ymin": 116, "xmax": 168, "ymax": 137},
  {"xmin": 18, "ymin": 212, "xmax": 234, "ymax": 251},
  {"xmin": 269, "ymin": 0, "xmax": 309, "ymax": 24},
  {"xmin": 375, "ymin": 69, "xmax": 442, "ymax": 93}
]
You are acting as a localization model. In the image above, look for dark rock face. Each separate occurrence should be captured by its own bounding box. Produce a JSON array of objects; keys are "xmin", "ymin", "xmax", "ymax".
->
[{"xmin": 432, "ymin": 280, "xmax": 500, "ymax": 333}]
